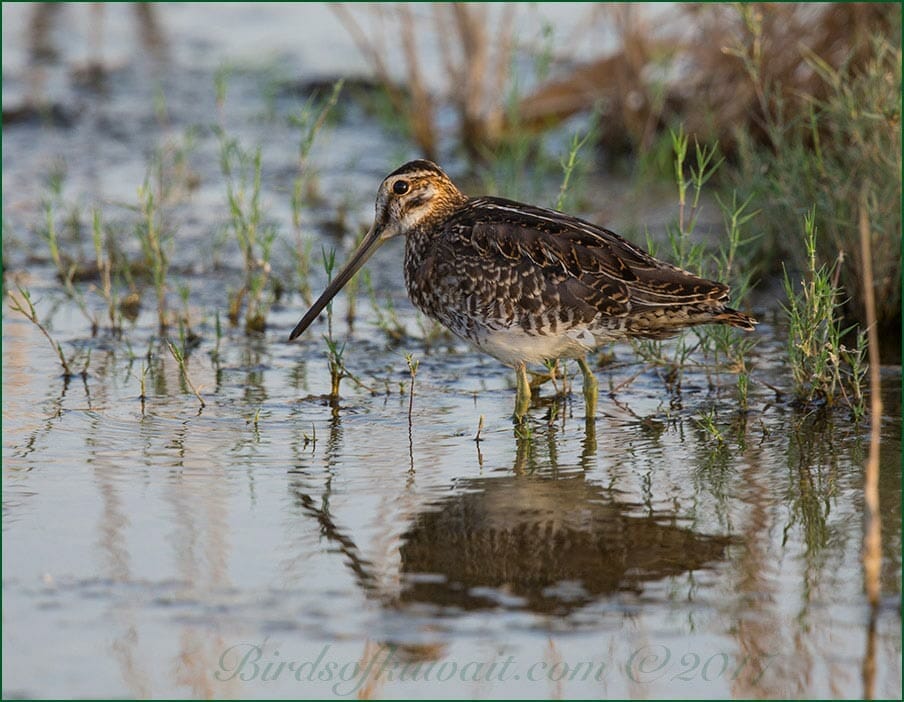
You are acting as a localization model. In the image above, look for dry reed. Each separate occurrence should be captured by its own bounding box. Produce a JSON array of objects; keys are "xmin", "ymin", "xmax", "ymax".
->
[
  {"xmin": 858, "ymin": 192, "xmax": 882, "ymax": 609},
  {"xmin": 331, "ymin": 3, "xmax": 516, "ymax": 160},
  {"xmin": 516, "ymin": 4, "xmax": 896, "ymax": 153}
]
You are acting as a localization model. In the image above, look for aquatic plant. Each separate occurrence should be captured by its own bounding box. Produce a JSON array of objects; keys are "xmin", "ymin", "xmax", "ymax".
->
[
  {"xmin": 555, "ymin": 122, "xmax": 596, "ymax": 211},
  {"xmin": 136, "ymin": 175, "xmax": 170, "ymax": 332},
  {"xmin": 41, "ymin": 192, "xmax": 98, "ymax": 335},
  {"xmin": 473, "ymin": 414, "xmax": 486, "ymax": 443},
  {"xmin": 318, "ymin": 246, "xmax": 348, "ymax": 402},
  {"xmin": 6, "ymin": 284, "xmax": 73, "ymax": 377},
  {"xmin": 289, "ymin": 236, "xmax": 315, "ymax": 308},
  {"xmin": 290, "ymin": 79, "xmax": 344, "ymax": 230},
  {"xmin": 165, "ymin": 338, "xmax": 205, "ymax": 408},
  {"xmin": 132, "ymin": 135, "xmax": 201, "ymax": 334},
  {"xmin": 324, "ymin": 335, "xmax": 346, "ymax": 401},
  {"xmin": 136, "ymin": 362, "xmax": 149, "ymax": 414},
  {"xmin": 782, "ymin": 209, "xmax": 866, "ymax": 413},
  {"xmin": 249, "ymin": 405, "xmax": 263, "ymax": 431},
  {"xmin": 694, "ymin": 406, "xmax": 725, "ymax": 446},
  {"xmin": 314, "ymin": 247, "xmax": 386, "ymax": 401},
  {"xmin": 697, "ymin": 190, "xmax": 760, "ymax": 408},
  {"xmin": 211, "ymin": 310, "xmax": 223, "ymax": 368},
  {"xmin": 90, "ymin": 208, "xmax": 122, "ymax": 334},
  {"xmin": 728, "ymin": 11, "xmax": 901, "ymax": 334},
  {"xmin": 404, "ymin": 351, "xmax": 419, "ymax": 424},
  {"xmin": 219, "ymin": 137, "xmax": 276, "ymax": 334},
  {"xmin": 631, "ymin": 127, "xmax": 758, "ymax": 397}
]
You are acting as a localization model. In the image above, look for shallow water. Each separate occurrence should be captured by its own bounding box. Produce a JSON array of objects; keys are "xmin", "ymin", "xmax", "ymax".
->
[{"xmin": 2, "ymin": 4, "xmax": 902, "ymax": 699}]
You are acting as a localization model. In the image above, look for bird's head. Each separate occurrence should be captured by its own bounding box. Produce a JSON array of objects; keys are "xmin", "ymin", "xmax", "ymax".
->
[
  {"xmin": 288, "ymin": 160, "xmax": 466, "ymax": 341},
  {"xmin": 370, "ymin": 159, "xmax": 467, "ymax": 240}
]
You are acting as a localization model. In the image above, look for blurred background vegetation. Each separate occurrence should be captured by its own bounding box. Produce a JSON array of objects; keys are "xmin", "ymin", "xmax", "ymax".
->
[{"xmin": 334, "ymin": 3, "xmax": 900, "ymax": 345}]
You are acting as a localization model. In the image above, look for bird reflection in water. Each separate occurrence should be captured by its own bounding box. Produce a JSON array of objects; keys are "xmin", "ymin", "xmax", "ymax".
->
[
  {"xmin": 290, "ymin": 432, "xmax": 731, "ymax": 617},
  {"xmin": 397, "ymin": 470, "xmax": 732, "ymax": 614}
]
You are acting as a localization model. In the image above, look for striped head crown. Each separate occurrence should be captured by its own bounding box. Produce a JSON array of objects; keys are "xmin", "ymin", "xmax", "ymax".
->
[{"xmin": 371, "ymin": 160, "xmax": 468, "ymax": 239}]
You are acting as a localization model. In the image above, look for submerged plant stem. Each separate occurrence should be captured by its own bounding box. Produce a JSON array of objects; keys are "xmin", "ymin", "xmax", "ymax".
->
[
  {"xmin": 7, "ymin": 285, "xmax": 73, "ymax": 377},
  {"xmin": 166, "ymin": 340, "xmax": 205, "ymax": 408},
  {"xmin": 405, "ymin": 352, "xmax": 419, "ymax": 424}
]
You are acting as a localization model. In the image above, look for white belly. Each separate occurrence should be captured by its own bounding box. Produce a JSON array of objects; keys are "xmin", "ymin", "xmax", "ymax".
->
[{"xmin": 470, "ymin": 326, "xmax": 598, "ymax": 367}]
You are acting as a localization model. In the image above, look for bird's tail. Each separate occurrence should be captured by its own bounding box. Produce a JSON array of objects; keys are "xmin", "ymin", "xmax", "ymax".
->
[{"xmin": 713, "ymin": 307, "xmax": 758, "ymax": 331}]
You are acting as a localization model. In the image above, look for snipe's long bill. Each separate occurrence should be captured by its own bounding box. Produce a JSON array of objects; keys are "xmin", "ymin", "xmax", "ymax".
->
[{"xmin": 289, "ymin": 159, "xmax": 756, "ymax": 420}]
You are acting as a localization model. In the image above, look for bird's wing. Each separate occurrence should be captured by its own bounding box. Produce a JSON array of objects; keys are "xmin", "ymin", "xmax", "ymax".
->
[{"xmin": 449, "ymin": 198, "xmax": 730, "ymax": 317}]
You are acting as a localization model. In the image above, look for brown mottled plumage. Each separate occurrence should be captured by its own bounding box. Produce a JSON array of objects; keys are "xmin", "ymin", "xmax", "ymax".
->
[{"xmin": 289, "ymin": 159, "xmax": 756, "ymax": 419}]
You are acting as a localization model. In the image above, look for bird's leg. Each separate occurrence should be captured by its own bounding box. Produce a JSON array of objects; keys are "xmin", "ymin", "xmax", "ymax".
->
[
  {"xmin": 514, "ymin": 361, "xmax": 531, "ymax": 422},
  {"xmin": 577, "ymin": 357, "xmax": 598, "ymax": 417}
]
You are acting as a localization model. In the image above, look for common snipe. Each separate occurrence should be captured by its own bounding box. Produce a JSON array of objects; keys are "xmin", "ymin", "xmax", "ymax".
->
[{"xmin": 289, "ymin": 160, "xmax": 756, "ymax": 420}]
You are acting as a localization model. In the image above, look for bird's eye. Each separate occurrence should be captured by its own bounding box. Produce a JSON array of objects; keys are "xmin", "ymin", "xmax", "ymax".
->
[{"xmin": 392, "ymin": 180, "xmax": 410, "ymax": 195}]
